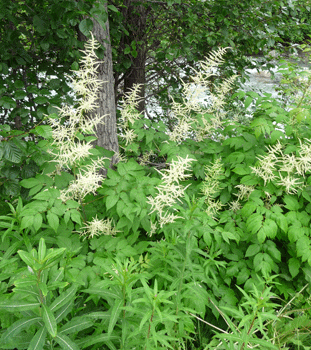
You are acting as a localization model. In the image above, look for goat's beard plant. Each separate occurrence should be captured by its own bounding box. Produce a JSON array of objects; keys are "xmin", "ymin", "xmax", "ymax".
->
[{"xmin": 47, "ymin": 34, "xmax": 117, "ymax": 238}]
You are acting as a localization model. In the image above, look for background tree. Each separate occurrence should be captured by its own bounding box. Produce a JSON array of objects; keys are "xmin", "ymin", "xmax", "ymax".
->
[{"xmin": 109, "ymin": 0, "xmax": 311, "ymax": 116}]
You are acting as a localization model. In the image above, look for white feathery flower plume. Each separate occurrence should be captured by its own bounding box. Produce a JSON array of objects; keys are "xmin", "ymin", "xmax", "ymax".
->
[
  {"xmin": 250, "ymin": 139, "xmax": 311, "ymax": 194},
  {"xmin": 80, "ymin": 217, "xmax": 118, "ymax": 239},
  {"xmin": 168, "ymin": 48, "xmax": 237, "ymax": 143},
  {"xmin": 118, "ymin": 84, "xmax": 143, "ymax": 146},
  {"xmin": 201, "ymin": 158, "xmax": 224, "ymax": 219},
  {"xmin": 47, "ymin": 34, "xmax": 108, "ymax": 203},
  {"xmin": 148, "ymin": 156, "xmax": 195, "ymax": 228}
]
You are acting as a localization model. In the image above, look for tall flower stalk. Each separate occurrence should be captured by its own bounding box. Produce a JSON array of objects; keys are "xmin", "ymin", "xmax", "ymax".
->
[
  {"xmin": 48, "ymin": 34, "xmax": 107, "ymax": 203},
  {"xmin": 47, "ymin": 34, "xmax": 117, "ymax": 238}
]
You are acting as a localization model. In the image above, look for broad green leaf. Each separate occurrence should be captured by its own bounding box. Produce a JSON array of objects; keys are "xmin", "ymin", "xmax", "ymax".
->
[
  {"xmin": 246, "ymin": 213, "xmax": 263, "ymax": 235},
  {"xmin": 79, "ymin": 19, "xmax": 93, "ymax": 37},
  {"xmin": 289, "ymin": 258, "xmax": 300, "ymax": 278},
  {"xmin": 245, "ymin": 244, "xmax": 261, "ymax": 257},
  {"xmin": 28, "ymin": 326, "xmax": 47, "ymax": 350},
  {"xmin": 0, "ymin": 96, "xmax": 16, "ymax": 109},
  {"xmin": 34, "ymin": 125, "xmax": 53, "ymax": 139},
  {"xmin": 47, "ymin": 212, "xmax": 59, "ymax": 233},
  {"xmin": 236, "ymin": 267, "xmax": 250, "ymax": 286},
  {"xmin": 106, "ymin": 195, "xmax": 119, "ymax": 210},
  {"xmin": 42, "ymin": 304, "xmax": 57, "ymax": 337},
  {"xmin": 34, "ymin": 96, "xmax": 48, "ymax": 104},
  {"xmin": 3, "ymin": 141, "xmax": 22, "ymax": 163},
  {"xmin": 108, "ymin": 4, "xmax": 118, "ymax": 12},
  {"xmin": 20, "ymin": 177, "xmax": 42, "ymax": 188},
  {"xmin": 50, "ymin": 285, "xmax": 77, "ymax": 312},
  {"xmin": 1, "ymin": 316, "xmax": 41, "ymax": 343},
  {"xmin": 55, "ymin": 333, "xmax": 79, "ymax": 350},
  {"xmin": 244, "ymin": 96, "xmax": 253, "ymax": 109},
  {"xmin": 284, "ymin": 195, "xmax": 300, "ymax": 211},
  {"xmin": 55, "ymin": 301, "xmax": 74, "ymax": 323},
  {"xmin": 20, "ymin": 215, "xmax": 34, "ymax": 230},
  {"xmin": 33, "ymin": 213, "xmax": 43, "ymax": 232},
  {"xmin": 70, "ymin": 210, "xmax": 82, "ymax": 225},
  {"xmin": 80, "ymin": 334, "xmax": 119, "ymax": 348}
]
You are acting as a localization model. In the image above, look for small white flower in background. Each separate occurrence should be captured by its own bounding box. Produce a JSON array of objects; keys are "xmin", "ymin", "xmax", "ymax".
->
[
  {"xmin": 148, "ymin": 222, "xmax": 158, "ymax": 237},
  {"xmin": 118, "ymin": 85, "xmax": 142, "ymax": 146},
  {"xmin": 206, "ymin": 199, "xmax": 223, "ymax": 219},
  {"xmin": 296, "ymin": 138, "xmax": 311, "ymax": 175},
  {"xmin": 80, "ymin": 217, "xmax": 117, "ymax": 239},
  {"xmin": 139, "ymin": 150, "xmax": 154, "ymax": 166},
  {"xmin": 201, "ymin": 158, "xmax": 224, "ymax": 218},
  {"xmin": 229, "ymin": 200, "xmax": 242, "ymax": 213},
  {"xmin": 234, "ymin": 184, "xmax": 255, "ymax": 201},
  {"xmin": 123, "ymin": 128, "xmax": 137, "ymax": 146},
  {"xmin": 250, "ymin": 152, "xmax": 278, "ymax": 185}
]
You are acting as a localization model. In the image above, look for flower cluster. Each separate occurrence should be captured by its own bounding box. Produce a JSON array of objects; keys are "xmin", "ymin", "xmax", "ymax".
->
[
  {"xmin": 229, "ymin": 184, "xmax": 255, "ymax": 213},
  {"xmin": 47, "ymin": 35, "xmax": 117, "ymax": 237},
  {"xmin": 251, "ymin": 140, "xmax": 311, "ymax": 194},
  {"xmin": 118, "ymin": 84, "xmax": 143, "ymax": 146},
  {"xmin": 80, "ymin": 217, "xmax": 118, "ymax": 239},
  {"xmin": 48, "ymin": 34, "xmax": 107, "ymax": 202},
  {"xmin": 148, "ymin": 156, "xmax": 195, "ymax": 227},
  {"xmin": 168, "ymin": 48, "xmax": 237, "ymax": 143},
  {"xmin": 201, "ymin": 158, "xmax": 224, "ymax": 218}
]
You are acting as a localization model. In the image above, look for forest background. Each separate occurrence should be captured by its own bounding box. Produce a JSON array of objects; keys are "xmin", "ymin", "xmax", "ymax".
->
[{"xmin": 1, "ymin": 0, "xmax": 311, "ymax": 349}]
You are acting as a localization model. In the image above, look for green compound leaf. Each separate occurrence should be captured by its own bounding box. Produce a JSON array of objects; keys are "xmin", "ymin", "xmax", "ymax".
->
[
  {"xmin": 288, "ymin": 258, "xmax": 300, "ymax": 278},
  {"xmin": 47, "ymin": 211, "xmax": 59, "ymax": 233},
  {"xmin": 79, "ymin": 19, "xmax": 93, "ymax": 37}
]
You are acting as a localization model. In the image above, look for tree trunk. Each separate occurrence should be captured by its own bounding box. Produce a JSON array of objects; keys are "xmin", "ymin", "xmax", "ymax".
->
[{"xmin": 90, "ymin": 6, "xmax": 119, "ymax": 171}]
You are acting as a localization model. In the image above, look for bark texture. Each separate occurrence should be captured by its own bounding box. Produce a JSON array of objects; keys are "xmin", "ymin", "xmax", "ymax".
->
[{"xmin": 90, "ymin": 8, "xmax": 119, "ymax": 170}]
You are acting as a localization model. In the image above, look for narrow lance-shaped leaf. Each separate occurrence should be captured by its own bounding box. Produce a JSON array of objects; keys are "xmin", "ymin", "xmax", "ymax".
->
[
  {"xmin": 1, "ymin": 316, "xmax": 42, "ymax": 343},
  {"xmin": 28, "ymin": 326, "xmax": 47, "ymax": 350},
  {"xmin": 50, "ymin": 285, "xmax": 77, "ymax": 312},
  {"xmin": 42, "ymin": 304, "xmax": 57, "ymax": 338},
  {"xmin": 17, "ymin": 250, "xmax": 37, "ymax": 268},
  {"xmin": 55, "ymin": 333, "xmax": 80, "ymax": 350},
  {"xmin": 108, "ymin": 298, "xmax": 123, "ymax": 336},
  {"xmin": 0, "ymin": 301, "xmax": 40, "ymax": 312},
  {"xmin": 38, "ymin": 238, "xmax": 46, "ymax": 262},
  {"xmin": 42, "ymin": 247, "xmax": 66, "ymax": 269},
  {"xmin": 59, "ymin": 317, "xmax": 93, "ymax": 335}
]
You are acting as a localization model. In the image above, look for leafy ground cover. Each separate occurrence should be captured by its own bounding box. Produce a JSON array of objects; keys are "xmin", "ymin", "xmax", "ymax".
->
[{"xmin": 1, "ymin": 37, "xmax": 311, "ymax": 350}]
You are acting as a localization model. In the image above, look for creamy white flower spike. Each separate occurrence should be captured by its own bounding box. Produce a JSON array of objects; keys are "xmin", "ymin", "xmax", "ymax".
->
[
  {"xmin": 251, "ymin": 139, "xmax": 311, "ymax": 194},
  {"xmin": 168, "ymin": 48, "xmax": 237, "ymax": 143},
  {"xmin": 47, "ymin": 34, "xmax": 108, "ymax": 203},
  {"xmin": 148, "ymin": 156, "xmax": 195, "ymax": 228}
]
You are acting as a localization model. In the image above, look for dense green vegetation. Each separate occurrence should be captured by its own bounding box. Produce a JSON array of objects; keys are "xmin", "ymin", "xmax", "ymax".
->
[{"xmin": 1, "ymin": 1, "xmax": 311, "ymax": 349}]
